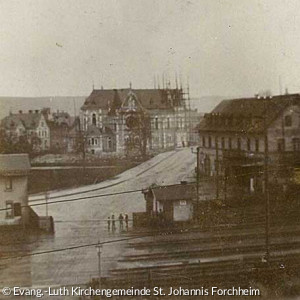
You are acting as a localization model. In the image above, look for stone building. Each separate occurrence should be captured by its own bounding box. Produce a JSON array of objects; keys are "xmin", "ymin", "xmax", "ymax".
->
[{"xmin": 80, "ymin": 86, "xmax": 191, "ymax": 156}]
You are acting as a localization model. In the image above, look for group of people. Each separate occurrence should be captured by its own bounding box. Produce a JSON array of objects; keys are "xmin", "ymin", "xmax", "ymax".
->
[{"xmin": 107, "ymin": 213, "xmax": 129, "ymax": 232}]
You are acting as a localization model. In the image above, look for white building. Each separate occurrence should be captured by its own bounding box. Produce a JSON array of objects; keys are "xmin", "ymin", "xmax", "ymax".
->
[{"xmin": 0, "ymin": 154, "xmax": 31, "ymax": 226}]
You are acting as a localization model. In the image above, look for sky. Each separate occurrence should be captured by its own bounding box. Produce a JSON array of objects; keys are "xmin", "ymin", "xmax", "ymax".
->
[{"xmin": 1, "ymin": 0, "xmax": 300, "ymax": 106}]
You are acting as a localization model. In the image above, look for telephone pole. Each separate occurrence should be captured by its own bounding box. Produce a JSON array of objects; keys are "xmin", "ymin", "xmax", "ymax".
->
[
  {"xmin": 263, "ymin": 96, "xmax": 270, "ymax": 262},
  {"xmin": 191, "ymin": 147, "xmax": 200, "ymax": 222},
  {"xmin": 216, "ymin": 137, "xmax": 220, "ymax": 201},
  {"xmin": 96, "ymin": 241, "xmax": 102, "ymax": 288}
]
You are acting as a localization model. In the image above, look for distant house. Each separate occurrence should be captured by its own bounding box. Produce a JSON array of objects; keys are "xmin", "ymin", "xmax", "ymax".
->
[
  {"xmin": 0, "ymin": 154, "xmax": 31, "ymax": 226},
  {"xmin": 197, "ymin": 93, "xmax": 300, "ymax": 199},
  {"xmin": 1, "ymin": 110, "xmax": 50, "ymax": 152},
  {"xmin": 142, "ymin": 183, "xmax": 196, "ymax": 223}
]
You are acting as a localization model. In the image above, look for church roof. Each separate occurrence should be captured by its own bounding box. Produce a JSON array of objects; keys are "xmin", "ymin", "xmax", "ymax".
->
[{"xmin": 81, "ymin": 88, "xmax": 183, "ymax": 111}]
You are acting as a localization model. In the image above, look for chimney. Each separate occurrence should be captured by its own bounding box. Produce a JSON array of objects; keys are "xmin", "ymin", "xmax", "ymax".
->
[
  {"xmin": 285, "ymin": 88, "xmax": 289, "ymax": 95},
  {"xmin": 35, "ymin": 110, "xmax": 39, "ymax": 114},
  {"xmin": 19, "ymin": 110, "xmax": 22, "ymax": 114},
  {"xmin": 29, "ymin": 110, "xmax": 32, "ymax": 114},
  {"xmin": 180, "ymin": 180, "xmax": 187, "ymax": 185}
]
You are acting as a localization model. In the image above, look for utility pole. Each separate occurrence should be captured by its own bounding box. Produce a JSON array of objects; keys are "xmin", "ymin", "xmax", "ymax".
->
[
  {"xmin": 263, "ymin": 96, "xmax": 270, "ymax": 263},
  {"xmin": 45, "ymin": 192, "xmax": 49, "ymax": 217},
  {"xmin": 191, "ymin": 146, "xmax": 200, "ymax": 222},
  {"xmin": 196, "ymin": 146, "xmax": 200, "ymax": 221},
  {"xmin": 96, "ymin": 241, "xmax": 102, "ymax": 289},
  {"xmin": 215, "ymin": 137, "xmax": 219, "ymax": 201}
]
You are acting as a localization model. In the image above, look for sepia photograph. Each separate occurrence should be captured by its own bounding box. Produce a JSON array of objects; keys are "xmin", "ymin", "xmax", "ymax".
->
[{"xmin": 0, "ymin": 0, "xmax": 299, "ymax": 299}]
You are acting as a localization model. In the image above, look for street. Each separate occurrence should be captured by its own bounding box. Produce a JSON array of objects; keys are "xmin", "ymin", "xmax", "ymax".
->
[{"xmin": 0, "ymin": 148, "xmax": 196, "ymax": 293}]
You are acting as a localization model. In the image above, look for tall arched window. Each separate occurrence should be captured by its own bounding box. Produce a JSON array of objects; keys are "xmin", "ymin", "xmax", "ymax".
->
[
  {"xmin": 155, "ymin": 117, "xmax": 158, "ymax": 130},
  {"xmin": 108, "ymin": 137, "xmax": 112, "ymax": 150},
  {"xmin": 92, "ymin": 113, "xmax": 97, "ymax": 126}
]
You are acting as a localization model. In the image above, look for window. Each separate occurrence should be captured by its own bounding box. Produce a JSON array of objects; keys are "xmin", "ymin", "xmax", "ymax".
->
[
  {"xmin": 237, "ymin": 138, "xmax": 241, "ymax": 150},
  {"xmin": 202, "ymin": 136, "xmax": 206, "ymax": 147},
  {"xmin": 284, "ymin": 115, "xmax": 292, "ymax": 127},
  {"xmin": 92, "ymin": 113, "xmax": 97, "ymax": 126},
  {"xmin": 114, "ymin": 123, "xmax": 117, "ymax": 131},
  {"xmin": 155, "ymin": 117, "xmax": 158, "ymax": 130},
  {"xmin": 255, "ymin": 139, "xmax": 259, "ymax": 152},
  {"xmin": 5, "ymin": 178, "xmax": 12, "ymax": 191},
  {"xmin": 277, "ymin": 138, "xmax": 285, "ymax": 152},
  {"xmin": 208, "ymin": 136, "xmax": 212, "ymax": 148},
  {"xmin": 221, "ymin": 137, "xmax": 225, "ymax": 149},
  {"xmin": 292, "ymin": 138, "xmax": 300, "ymax": 152},
  {"xmin": 6, "ymin": 201, "xmax": 14, "ymax": 218},
  {"xmin": 167, "ymin": 118, "xmax": 170, "ymax": 129},
  {"xmin": 228, "ymin": 137, "xmax": 232, "ymax": 150},
  {"xmin": 215, "ymin": 137, "xmax": 219, "ymax": 149},
  {"xmin": 204, "ymin": 155, "xmax": 211, "ymax": 176},
  {"xmin": 14, "ymin": 203, "xmax": 21, "ymax": 217},
  {"xmin": 247, "ymin": 138, "xmax": 251, "ymax": 151},
  {"xmin": 108, "ymin": 137, "xmax": 112, "ymax": 149}
]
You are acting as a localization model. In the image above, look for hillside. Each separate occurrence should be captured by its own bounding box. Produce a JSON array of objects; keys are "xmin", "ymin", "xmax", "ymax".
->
[{"xmin": 0, "ymin": 96, "xmax": 86, "ymax": 119}]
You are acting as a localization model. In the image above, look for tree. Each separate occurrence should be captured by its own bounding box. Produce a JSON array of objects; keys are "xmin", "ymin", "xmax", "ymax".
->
[
  {"xmin": 0, "ymin": 129, "xmax": 37, "ymax": 155},
  {"xmin": 124, "ymin": 112, "xmax": 151, "ymax": 158}
]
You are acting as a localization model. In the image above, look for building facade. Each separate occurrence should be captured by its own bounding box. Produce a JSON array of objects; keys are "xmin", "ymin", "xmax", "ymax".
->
[
  {"xmin": 142, "ymin": 182, "xmax": 196, "ymax": 224},
  {"xmin": 0, "ymin": 154, "xmax": 31, "ymax": 226},
  {"xmin": 197, "ymin": 93, "xmax": 300, "ymax": 200},
  {"xmin": 80, "ymin": 86, "xmax": 192, "ymax": 156},
  {"xmin": 1, "ymin": 110, "xmax": 50, "ymax": 152}
]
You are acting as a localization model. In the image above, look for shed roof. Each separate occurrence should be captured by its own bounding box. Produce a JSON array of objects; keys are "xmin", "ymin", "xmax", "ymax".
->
[
  {"xmin": 151, "ymin": 183, "xmax": 196, "ymax": 202},
  {"xmin": 0, "ymin": 154, "xmax": 30, "ymax": 176}
]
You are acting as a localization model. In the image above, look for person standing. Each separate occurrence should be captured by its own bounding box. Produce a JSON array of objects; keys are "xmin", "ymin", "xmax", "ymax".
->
[
  {"xmin": 119, "ymin": 213, "xmax": 124, "ymax": 231},
  {"xmin": 111, "ymin": 214, "xmax": 116, "ymax": 232},
  {"xmin": 125, "ymin": 214, "xmax": 129, "ymax": 230},
  {"xmin": 107, "ymin": 216, "xmax": 111, "ymax": 231}
]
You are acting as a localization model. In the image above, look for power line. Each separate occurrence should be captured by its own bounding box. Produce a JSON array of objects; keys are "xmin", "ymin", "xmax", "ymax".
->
[
  {"xmin": 0, "ymin": 188, "xmax": 142, "ymax": 213},
  {"xmin": 0, "ymin": 232, "xmax": 164, "ymax": 261},
  {"xmin": 0, "ymin": 165, "xmax": 294, "ymax": 214}
]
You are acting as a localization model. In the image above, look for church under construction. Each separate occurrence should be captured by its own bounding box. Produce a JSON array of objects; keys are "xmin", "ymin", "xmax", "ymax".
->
[{"xmin": 80, "ymin": 83, "xmax": 196, "ymax": 156}]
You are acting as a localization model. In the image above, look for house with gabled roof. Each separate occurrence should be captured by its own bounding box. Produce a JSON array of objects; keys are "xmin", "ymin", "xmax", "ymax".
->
[
  {"xmin": 0, "ymin": 154, "xmax": 31, "ymax": 226},
  {"xmin": 197, "ymin": 93, "xmax": 300, "ymax": 200},
  {"xmin": 1, "ymin": 110, "xmax": 50, "ymax": 152},
  {"xmin": 142, "ymin": 182, "xmax": 196, "ymax": 224},
  {"xmin": 80, "ymin": 85, "xmax": 191, "ymax": 156}
]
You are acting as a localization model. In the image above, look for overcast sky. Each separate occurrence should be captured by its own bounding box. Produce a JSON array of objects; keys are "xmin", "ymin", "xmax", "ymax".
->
[{"xmin": 1, "ymin": 0, "xmax": 300, "ymax": 101}]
